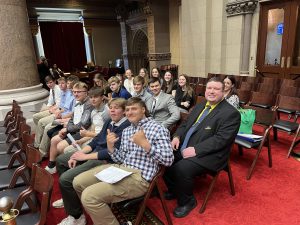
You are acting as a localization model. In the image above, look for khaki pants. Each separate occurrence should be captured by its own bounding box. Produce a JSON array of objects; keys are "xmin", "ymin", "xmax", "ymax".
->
[
  {"xmin": 73, "ymin": 164, "xmax": 149, "ymax": 225},
  {"xmin": 39, "ymin": 123, "xmax": 56, "ymax": 156},
  {"xmin": 33, "ymin": 110, "xmax": 51, "ymax": 125},
  {"xmin": 34, "ymin": 112, "xmax": 55, "ymax": 150}
]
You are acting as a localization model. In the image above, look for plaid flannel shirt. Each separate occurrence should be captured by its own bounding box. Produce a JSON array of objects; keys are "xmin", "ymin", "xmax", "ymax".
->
[{"xmin": 110, "ymin": 117, "xmax": 174, "ymax": 182}]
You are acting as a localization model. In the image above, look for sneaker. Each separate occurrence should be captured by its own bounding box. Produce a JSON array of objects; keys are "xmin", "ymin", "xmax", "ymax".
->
[
  {"xmin": 52, "ymin": 198, "xmax": 64, "ymax": 208},
  {"xmin": 45, "ymin": 166, "xmax": 57, "ymax": 174},
  {"xmin": 57, "ymin": 214, "xmax": 86, "ymax": 225}
]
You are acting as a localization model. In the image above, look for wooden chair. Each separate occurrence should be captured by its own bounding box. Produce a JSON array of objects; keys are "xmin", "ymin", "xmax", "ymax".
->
[
  {"xmin": 248, "ymin": 91, "xmax": 277, "ymax": 109},
  {"xmin": 0, "ymin": 131, "xmax": 35, "ymax": 191},
  {"xmin": 5, "ymin": 106, "xmax": 22, "ymax": 134},
  {"xmin": 195, "ymin": 85, "xmax": 206, "ymax": 96},
  {"xmin": 239, "ymin": 82, "xmax": 255, "ymax": 91},
  {"xmin": 13, "ymin": 163, "xmax": 53, "ymax": 225},
  {"xmin": 0, "ymin": 144, "xmax": 41, "ymax": 214},
  {"xmin": 118, "ymin": 167, "xmax": 172, "ymax": 225},
  {"xmin": 0, "ymin": 122, "xmax": 31, "ymax": 170},
  {"xmin": 273, "ymin": 95, "xmax": 300, "ymax": 158},
  {"xmin": 199, "ymin": 153, "xmax": 235, "ymax": 213},
  {"xmin": 256, "ymin": 83, "xmax": 280, "ymax": 94},
  {"xmin": 278, "ymin": 85, "xmax": 300, "ymax": 98},
  {"xmin": 236, "ymin": 89, "xmax": 252, "ymax": 107},
  {"xmin": 0, "ymin": 116, "xmax": 26, "ymax": 155},
  {"xmin": 0, "ymin": 100, "xmax": 19, "ymax": 128},
  {"xmin": 235, "ymin": 106, "xmax": 276, "ymax": 180}
]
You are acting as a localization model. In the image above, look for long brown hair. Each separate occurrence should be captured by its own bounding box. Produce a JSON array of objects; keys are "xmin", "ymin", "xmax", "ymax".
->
[{"xmin": 178, "ymin": 74, "xmax": 194, "ymax": 98}]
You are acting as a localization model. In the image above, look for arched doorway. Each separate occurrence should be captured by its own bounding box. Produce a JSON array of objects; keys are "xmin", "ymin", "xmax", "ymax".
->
[{"xmin": 131, "ymin": 29, "xmax": 148, "ymax": 74}]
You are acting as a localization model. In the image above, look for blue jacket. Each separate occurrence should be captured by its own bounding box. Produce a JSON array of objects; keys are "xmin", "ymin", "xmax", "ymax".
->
[
  {"xmin": 88, "ymin": 118, "xmax": 131, "ymax": 161},
  {"xmin": 112, "ymin": 87, "xmax": 132, "ymax": 99}
]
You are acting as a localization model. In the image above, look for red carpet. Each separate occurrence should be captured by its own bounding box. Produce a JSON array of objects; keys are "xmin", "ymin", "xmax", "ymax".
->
[{"xmin": 43, "ymin": 122, "xmax": 300, "ymax": 225}]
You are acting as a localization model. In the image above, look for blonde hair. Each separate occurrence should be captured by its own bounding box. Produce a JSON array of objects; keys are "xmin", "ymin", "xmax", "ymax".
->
[{"xmin": 73, "ymin": 82, "xmax": 88, "ymax": 90}]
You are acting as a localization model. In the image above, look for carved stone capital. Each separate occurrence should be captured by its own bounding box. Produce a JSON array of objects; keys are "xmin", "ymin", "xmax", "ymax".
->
[
  {"xmin": 143, "ymin": 0, "xmax": 153, "ymax": 16},
  {"xmin": 226, "ymin": 0, "xmax": 258, "ymax": 17},
  {"xmin": 148, "ymin": 53, "xmax": 171, "ymax": 61}
]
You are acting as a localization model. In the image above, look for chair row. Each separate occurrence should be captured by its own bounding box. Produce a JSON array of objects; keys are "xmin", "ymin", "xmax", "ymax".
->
[{"xmin": 0, "ymin": 101, "xmax": 54, "ymax": 225}]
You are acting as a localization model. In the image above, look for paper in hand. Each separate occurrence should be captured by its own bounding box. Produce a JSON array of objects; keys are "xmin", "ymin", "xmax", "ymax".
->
[{"xmin": 66, "ymin": 133, "xmax": 82, "ymax": 150}]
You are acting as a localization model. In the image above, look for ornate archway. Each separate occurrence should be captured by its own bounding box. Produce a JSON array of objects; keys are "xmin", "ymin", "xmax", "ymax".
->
[{"xmin": 131, "ymin": 29, "xmax": 149, "ymax": 74}]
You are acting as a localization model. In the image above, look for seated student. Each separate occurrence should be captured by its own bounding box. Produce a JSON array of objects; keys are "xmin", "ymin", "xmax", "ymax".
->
[
  {"xmin": 35, "ymin": 77, "xmax": 75, "ymax": 157},
  {"xmin": 63, "ymin": 87, "xmax": 110, "ymax": 154},
  {"xmin": 108, "ymin": 76, "xmax": 132, "ymax": 99},
  {"xmin": 45, "ymin": 82, "xmax": 93, "ymax": 174},
  {"xmin": 138, "ymin": 67, "xmax": 150, "ymax": 87},
  {"xmin": 163, "ymin": 77, "xmax": 241, "ymax": 218},
  {"xmin": 45, "ymin": 75, "xmax": 79, "ymax": 141},
  {"xmin": 174, "ymin": 74, "xmax": 195, "ymax": 112},
  {"xmin": 162, "ymin": 70, "xmax": 177, "ymax": 96},
  {"xmin": 132, "ymin": 76, "xmax": 152, "ymax": 103},
  {"xmin": 93, "ymin": 73, "xmax": 112, "ymax": 102},
  {"xmin": 146, "ymin": 77, "xmax": 180, "ymax": 128},
  {"xmin": 123, "ymin": 69, "xmax": 134, "ymax": 95},
  {"xmin": 73, "ymin": 97, "xmax": 174, "ymax": 225},
  {"xmin": 54, "ymin": 98, "xmax": 131, "ymax": 225},
  {"xmin": 150, "ymin": 67, "xmax": 163, "ymax": 85},
  {"xmin": 33, "ymin": 76, "xmax": 61, "ymax": 129},
  {"xmin": 223, "ymin": 76, "xmax": 239, "ymax": 108}
]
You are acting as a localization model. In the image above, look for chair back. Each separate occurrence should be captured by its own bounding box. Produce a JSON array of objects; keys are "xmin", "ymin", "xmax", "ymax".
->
[
  {"xmin": 15, "ymin": 164, "xmax": 53, "ymax": 225},
  {"xmin": 25, "ymin": 145, "xmax": 42, "ymax": 169},
  {"xmin": 249, "ymin": 91, "xmax": 277, "ymax": 109},
  {"xmin": 275, "ymin": 95, "xmax": 300, "ymax": 112},
  {"xmin": 21, "ymin": 130, "xmax": 34, "ymax": 155}
]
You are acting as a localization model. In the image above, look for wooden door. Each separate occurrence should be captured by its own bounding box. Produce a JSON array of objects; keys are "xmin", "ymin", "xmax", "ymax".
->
[{"xmin": 257, "ymin": 0, "xmax": 300, "ymax": 79}]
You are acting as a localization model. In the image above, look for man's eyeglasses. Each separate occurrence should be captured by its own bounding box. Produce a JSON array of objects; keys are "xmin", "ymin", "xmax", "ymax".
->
[{"xmin": 72, "ymin": 91, "xmax": 87, "ymax": 94}]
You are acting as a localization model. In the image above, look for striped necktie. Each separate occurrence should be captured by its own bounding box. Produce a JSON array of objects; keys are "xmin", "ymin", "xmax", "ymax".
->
[{"xmin": 180, "ymin": 105, "xmax": 211, "ymax": 152}]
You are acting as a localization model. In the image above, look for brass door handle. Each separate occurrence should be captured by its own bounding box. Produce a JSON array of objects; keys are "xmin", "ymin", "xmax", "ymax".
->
[
  {"xmin": 281, "ymin": 56, "xmax": 285, "ymax": 68},
  {"xmin": 287, "ymin": 56, "xmax": 291, "ymax": 68}
]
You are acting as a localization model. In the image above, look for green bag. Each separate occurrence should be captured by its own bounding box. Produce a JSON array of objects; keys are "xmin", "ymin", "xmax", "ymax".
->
[{"xmin": 238, "ymin": 109, "xmax": 256, "ymax": 134}]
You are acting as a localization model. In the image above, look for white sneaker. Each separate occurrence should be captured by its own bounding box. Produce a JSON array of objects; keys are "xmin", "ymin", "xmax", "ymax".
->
[
  {"xmin": 45, "ymin": 166, "xmax": 57, "ymax": 174},
  {"xmin": 57, "ymin": 214, "xmax": 86, "ymax": 225},
  {"xmin": 52, "ymin": 198, "xmax": 64, "ymax": 208}
]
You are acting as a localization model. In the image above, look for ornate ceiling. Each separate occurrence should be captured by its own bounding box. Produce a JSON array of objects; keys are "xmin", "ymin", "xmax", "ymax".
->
[{"xmin": 26, "ymin": 0, "xmax": 145, "ymax": 21}]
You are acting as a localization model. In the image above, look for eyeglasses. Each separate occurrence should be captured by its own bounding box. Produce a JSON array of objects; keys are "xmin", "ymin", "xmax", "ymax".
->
[{"xmin": 72, "ymin": 91, "xmax": 87, "ymax": 94}]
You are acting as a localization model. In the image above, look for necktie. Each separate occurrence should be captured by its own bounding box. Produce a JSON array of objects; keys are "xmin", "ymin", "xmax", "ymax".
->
[
  {"xmin": 151, "ymin": 99, "xmax": 157, "ymax": 114},
  {"xmin": 52, "ymin": 89, "xmax": 56, "ymax": 105},
  {"xmin": 180, "ymin": 105, "xmax": 211, "ymax": 152}
]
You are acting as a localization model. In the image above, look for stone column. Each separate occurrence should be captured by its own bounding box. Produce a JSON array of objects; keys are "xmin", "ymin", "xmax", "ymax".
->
[
  {"xmin": 84, "ymin": 25, "xmax": 95, "ymax": 63},
  {"xmin": 0, "ymin": 0, "xmax": 48, "ymax": 120},
  {"xmin": 29, "ymin": 17, "xmax": 40, "ymax": 61},
  {"xmin": 143, "ymin": 1, "xmax": 171, "ymax": 69},
  {"xmin": 116, "ymin": 4, "xmax": 130, "ymax": 70},
  {"xmin": 226, "ymin": 0, "xmax": 258, "ymax": 74}
]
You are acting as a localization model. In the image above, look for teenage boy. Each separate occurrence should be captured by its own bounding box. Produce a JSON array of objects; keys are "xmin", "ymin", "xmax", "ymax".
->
[
  {"xmin": 132, "ymin": 76, "xmax": 152, "ymax": 103},
  {"xmin": 63, "ymin": 87, "xmax": 110, "ymax": 153},
  {"xmin": 73, "ymin": 97, "xmax": 174, "ymax": 225},
  {"xmin": 33, "ymin": 76, "xmax": 61, "ymax": 129},
  {"xmin": 45, "ymin": 82, "xmax": 93, "ymax": 174},
  {"xmin": 146, "ymin": 77, "xmax": 180, "ymax": 128},
  {"xmin": 108, "ymin": 76, "xmax": 132, "ymax": 99},
  {"xmin": 34, "ymin": 77, "xmax": 75, "ymax": 157},
  {"xmin": 55, "ymin": 98, "xmax": 130, "ymax": 225}
]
